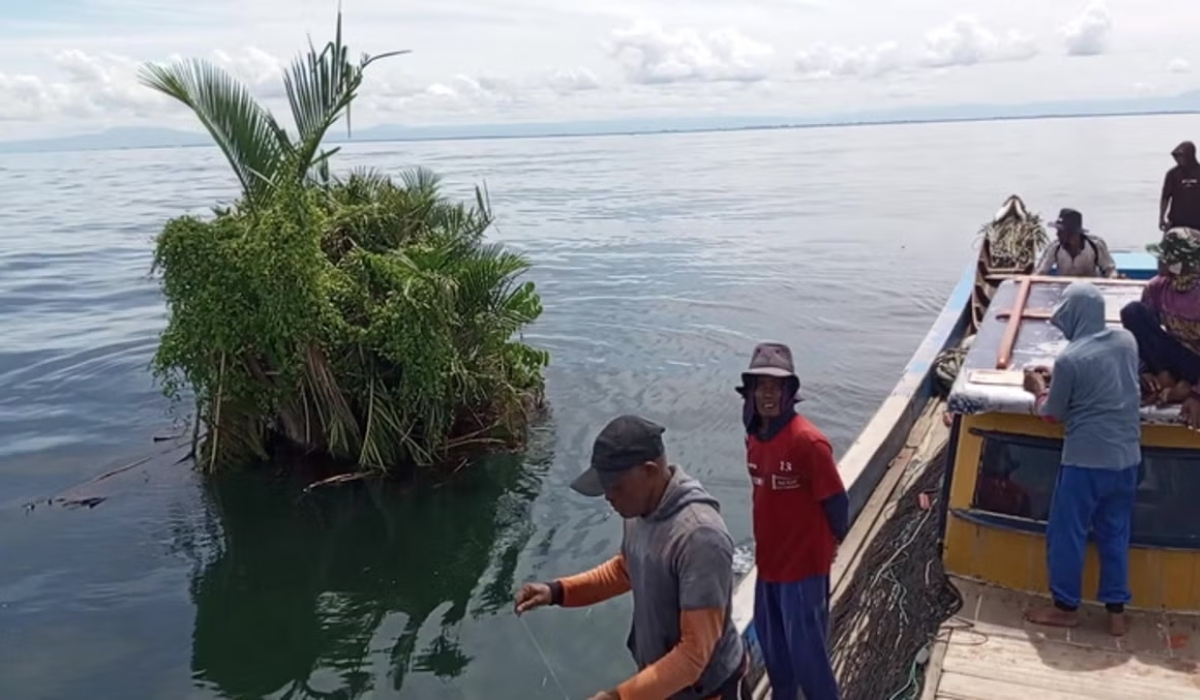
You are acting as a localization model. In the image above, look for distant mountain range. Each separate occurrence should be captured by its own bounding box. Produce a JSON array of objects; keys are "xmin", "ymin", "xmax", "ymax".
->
[{"xmin": 2, "ymin": 89, "xmax": 1199, "ymax": 154}]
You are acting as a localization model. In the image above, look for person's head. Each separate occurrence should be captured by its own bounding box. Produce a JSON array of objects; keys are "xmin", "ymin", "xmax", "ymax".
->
[
  {"xmin": 569, "ymin": 414, "xmax": 672, "ymax": 518},
  {"xmin": 1148, "ymin": 228, "xmax": 1200, "ymax": 277},
  {"xmin": 1172, "ymin": 141, "xmax": 1198, "ymax": 168},
  {"xmin": 737, "ymin": 342, "xmax": 801, "ymax": 420},
  {"xmin": 1052, "ymin": 208, "xmax": 1086, "ymax": 246},
  {"xmin": 1050, "ymin": 281, "xmax": 1107, "ymax": 341}
]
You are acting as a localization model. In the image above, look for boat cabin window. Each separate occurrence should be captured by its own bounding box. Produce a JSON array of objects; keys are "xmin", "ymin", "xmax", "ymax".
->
[{"xmin": 967, "ymin": 429, "xmax": 1200, "ymax": 549}]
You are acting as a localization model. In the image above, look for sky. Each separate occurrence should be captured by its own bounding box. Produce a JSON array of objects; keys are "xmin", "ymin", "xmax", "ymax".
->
[{"xmin": 0, "ymin": 0, "xmax": 1198, "ymax": 140}]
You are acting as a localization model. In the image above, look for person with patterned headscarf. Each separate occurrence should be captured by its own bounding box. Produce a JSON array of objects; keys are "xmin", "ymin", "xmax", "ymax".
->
[{"xmin": 1119, "ymin": 227, "xmax": 1200, "ymax": 428}]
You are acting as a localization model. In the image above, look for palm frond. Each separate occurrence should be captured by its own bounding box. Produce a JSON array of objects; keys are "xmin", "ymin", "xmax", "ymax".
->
[
  {"xmin": 138, "ymin": 59, "xmax": 290, "ymax": 205},
  {"xmin": 283, "ymin": 10, "xmax": 408, "ymax": 183}
]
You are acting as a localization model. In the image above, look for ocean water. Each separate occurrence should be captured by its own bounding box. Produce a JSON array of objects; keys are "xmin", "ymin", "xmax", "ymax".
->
[{"xmin": 0, "ymin": 114, "xmax": 1187, "ymax": 699}]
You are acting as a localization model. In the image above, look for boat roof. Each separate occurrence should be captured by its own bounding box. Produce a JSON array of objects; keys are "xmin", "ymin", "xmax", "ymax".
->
[{"xmin": 947, "ymin": 267, "xmax": 1186, "ymax": 426}]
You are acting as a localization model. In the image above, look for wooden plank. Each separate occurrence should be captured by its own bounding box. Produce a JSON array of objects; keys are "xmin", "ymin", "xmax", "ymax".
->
[
  {"xmin": 939, "ymin": 631, "xmax": 1200, "ymax": 698},
  {"xmin": 996, "ymin": 276, "xmax": 1032, "ymax": 369},
  {"xmin": 937, "ymin": 671, "xmax": 1095, "ymax": 700},
  {"xmin": 920, "ymin": 636, "xmax": 951, "ymax": 700},
  {"xmin": 997, "ymin": 309, "xmax": 1122, "ymax": 324},
  {"xmin": 966, "ymin": 369, "xmax": 1024, "ymax": 386},
  {"xmin": 984, "ymin": 274, "xmax": 1149, "ymax": 287}
]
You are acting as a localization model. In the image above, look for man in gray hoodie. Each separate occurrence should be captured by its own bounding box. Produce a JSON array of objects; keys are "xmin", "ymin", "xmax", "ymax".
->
[
  {"xmin": 514, "ymin": 415, "xmax": 747, "ymax": 700},
  {"xmin": 1022, "ymin": 281, "xmax": 1142, "ymax": 636}
]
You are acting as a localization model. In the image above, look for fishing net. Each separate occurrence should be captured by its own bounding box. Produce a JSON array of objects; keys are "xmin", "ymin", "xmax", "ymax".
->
[
  {"xmin": 831, "ymin": 445, "xmax": 963, "ymax": 700},
  {"xmin": 931, "ymin": 335, "xmax": 975, "ymax": 398},
  {"xmin": 979, "ymin": 207, "xmax": 1048, "ymax": 271}
]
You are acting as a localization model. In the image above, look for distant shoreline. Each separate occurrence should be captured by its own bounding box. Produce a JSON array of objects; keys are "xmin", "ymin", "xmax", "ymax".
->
[{"xmin": 2, "ymin": 108, "xmax": 1198, "ymax": 155}]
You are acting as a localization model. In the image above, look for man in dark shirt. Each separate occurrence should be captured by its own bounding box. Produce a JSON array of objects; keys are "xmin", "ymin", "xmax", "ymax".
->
[{"xmin": 1160, "ymin": 141, "xmax": 1200, "ymax": 231}]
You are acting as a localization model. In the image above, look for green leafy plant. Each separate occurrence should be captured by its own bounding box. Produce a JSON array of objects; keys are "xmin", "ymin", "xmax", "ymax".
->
[{"xmin": 143, "ymin": 11, "xmax": 549, "ymax": 475}]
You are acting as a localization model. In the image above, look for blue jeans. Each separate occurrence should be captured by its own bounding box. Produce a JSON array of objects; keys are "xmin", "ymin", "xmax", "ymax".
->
[
  {"xmin": 1046, "ymin": 464, "xmax": 1138, "ymax": 611},
  {"xmin": 754, "ymin": 575, "xmax": 839, "ymax": 700}
]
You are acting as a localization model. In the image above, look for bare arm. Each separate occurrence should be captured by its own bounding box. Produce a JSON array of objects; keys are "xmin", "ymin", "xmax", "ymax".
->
[
  {"xmin": 1161, "ymin": 173, "xmax": 1173, "ymax": 227},
  {"xmin": 1038, "ymin": 361, "xmax": 1074, "ymax": 422},
  {"xmin": 1095, "ymin": 238, "xmax": 1119, "ymax": 278}
]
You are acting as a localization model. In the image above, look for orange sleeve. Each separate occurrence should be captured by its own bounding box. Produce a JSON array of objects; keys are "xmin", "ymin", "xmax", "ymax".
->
[
  {"xmin": 558, "ymin": 555, "xmax": 631, "ymax": 607},
  {"xmin": 615, "ymin": 608, "xmax": 724, "ymax": 700}
]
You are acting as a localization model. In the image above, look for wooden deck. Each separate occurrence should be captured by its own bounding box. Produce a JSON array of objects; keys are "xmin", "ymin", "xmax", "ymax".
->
[{"xmin": 923, "ymin": 578, "xmax": 1200, "ymax": 699}]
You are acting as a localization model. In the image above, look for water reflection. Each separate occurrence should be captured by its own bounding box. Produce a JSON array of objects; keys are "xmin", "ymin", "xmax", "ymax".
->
[{"xmin": 185, "ymin": 428, "xmax": 552, "ymax": 699}]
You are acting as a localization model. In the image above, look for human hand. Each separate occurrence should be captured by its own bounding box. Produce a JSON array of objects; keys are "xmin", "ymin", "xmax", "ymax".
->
[
  {"xmin": 1181, "ymin": 396, "xmax": 1200, "ymax": 430},
  {"xmin": 1140, "ymin": 373, "xmax": 1163, "ymax": 405},
  {"xmin": 585, "ymin": 691, "xmax": 620, "ymax": 700},
  {"xmin": 1023, "ymin": 367, "xmax": 1049, "ymax": 395},
  {"xmin": 514, "ymin": 582, "xmax": 552, "ymax": 616}
]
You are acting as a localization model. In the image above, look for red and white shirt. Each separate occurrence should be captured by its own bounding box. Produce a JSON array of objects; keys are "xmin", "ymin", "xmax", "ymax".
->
[{"xmin": 747, "ymin": 415, "xmax": 846, "ymax": 583}]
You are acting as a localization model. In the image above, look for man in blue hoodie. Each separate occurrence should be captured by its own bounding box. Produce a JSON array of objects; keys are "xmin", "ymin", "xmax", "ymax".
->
[
  {"xmin": 1022, "ymin": 282, "xmax": 1142, "ymax": 636},
  {"xmin": 738, "ymin": 343, "xmax": 849, "ymax": 700}
]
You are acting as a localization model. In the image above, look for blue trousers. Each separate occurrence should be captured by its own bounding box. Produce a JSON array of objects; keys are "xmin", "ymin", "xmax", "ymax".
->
[
  {"xmin": 754, "ymin": 576, "xmax": 839, "ymax": 700},
  {"xmin": 1046, "ymin": 465, "xmax": 1138, "ymax": 610}
]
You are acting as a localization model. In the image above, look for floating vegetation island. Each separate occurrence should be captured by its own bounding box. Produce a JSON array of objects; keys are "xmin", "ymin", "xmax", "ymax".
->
[{"xmin": 143, "ymin": 12, "xmax": 549, "ymax": 477}]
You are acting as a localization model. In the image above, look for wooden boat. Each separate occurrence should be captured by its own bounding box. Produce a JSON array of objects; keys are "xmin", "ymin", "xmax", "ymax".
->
[{"xmin": 729, "ymin": 196, "xmax": 1200, "ymax": 699}]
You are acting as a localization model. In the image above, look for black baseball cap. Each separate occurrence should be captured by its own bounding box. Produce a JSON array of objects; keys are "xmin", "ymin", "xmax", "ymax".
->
[{"xmin": 570, "ymin": 415, "xmax": 666, "ymax": 497}]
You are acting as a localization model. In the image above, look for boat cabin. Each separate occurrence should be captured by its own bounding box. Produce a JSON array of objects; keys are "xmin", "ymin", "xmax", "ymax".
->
[
  {"xmin": 927, "ymin": 269, "xmax": 1200, "ymax": 699},
  {"xmin": 944, "ymin": 273, "xmax": 1200, "ymax": 610}
]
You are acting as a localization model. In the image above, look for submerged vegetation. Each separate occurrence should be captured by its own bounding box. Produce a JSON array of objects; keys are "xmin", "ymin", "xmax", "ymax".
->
[{"xmin": 141, "ymin": 13, "xmax": 549, "ymax": 476}]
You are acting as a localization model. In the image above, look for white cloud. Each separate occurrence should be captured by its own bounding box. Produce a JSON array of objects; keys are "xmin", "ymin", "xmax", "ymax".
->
[
  {"xmin": 794, "ymin": 42, "xmax": 901, "ymax": 78},
  {"xmin": 211, "ymin": 46, "xmax": 286, "ymax": 97},
  {"xmin": 606, "ymin": 20, "xmax": 775, "ymax": 85},
  {"xmin": 0, "ymin": 50, "xmax": 166, "ymax": 121},
  {"xmin": 0, "ymin": 73, "xmax": 65, "ymax": 121},
  {"xmin": 0, "ymin": 47, "xmax": 303, "ymax": 123},
  {"xmin": 0, "ymin": 43, "xmax": 600, "ymax": 126},
  {"xmin": 1062, "ymin": 2, "xmax": 1113, "ymax": 57},
  {"xmin": 920, "ymin": 16, "xmax": 1038, "ymax": 68},
  {"xmin": 1167, "ymin": 57, "xmax": 1191, "ymax": 74},
  {"xmin": 547, "ymin": 67, "xmax": 602, "ymax": 94},
  {"xmin": 4, "ymin": 0, "xmax": 1200, "ymax": 141}
]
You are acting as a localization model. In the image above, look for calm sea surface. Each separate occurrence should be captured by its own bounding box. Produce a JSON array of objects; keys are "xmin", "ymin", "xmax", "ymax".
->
[{"xmin": 0, "ymin": 114, "xmax": 1188, "ymax": 699}]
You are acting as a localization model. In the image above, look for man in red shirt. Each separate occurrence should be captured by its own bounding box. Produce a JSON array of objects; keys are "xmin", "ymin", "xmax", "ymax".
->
[{"xmin": 738, "ymin": 342, "xmax": 848, "ymax": 700}]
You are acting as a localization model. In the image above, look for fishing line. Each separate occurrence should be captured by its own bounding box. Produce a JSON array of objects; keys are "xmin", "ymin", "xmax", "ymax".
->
[{"xmin": 518, "ymin": 612, "xmax": 571, "ymax": 700}]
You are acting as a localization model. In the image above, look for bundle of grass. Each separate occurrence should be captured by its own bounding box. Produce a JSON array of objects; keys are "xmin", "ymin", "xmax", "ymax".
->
[
  {"xmin": 144, "ymin": 12, "xmax": 549, "ymax": 476},
  {"xmin": 977, "ymin": 195, "xmax": 1048, "ymax": 271}
]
